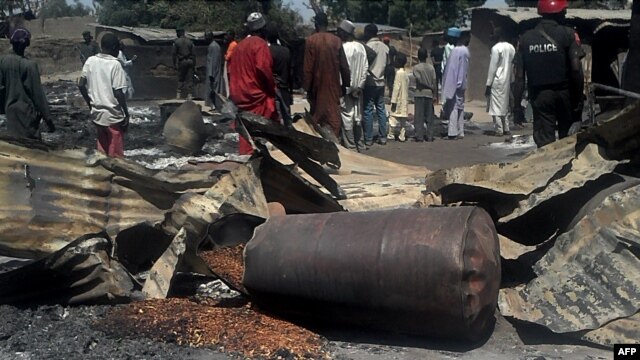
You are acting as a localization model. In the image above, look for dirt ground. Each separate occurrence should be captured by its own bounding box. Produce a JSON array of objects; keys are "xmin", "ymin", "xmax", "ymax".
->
[{"xmin": 0, "ymin": 88, "xmax": 614, "ymax": 360}]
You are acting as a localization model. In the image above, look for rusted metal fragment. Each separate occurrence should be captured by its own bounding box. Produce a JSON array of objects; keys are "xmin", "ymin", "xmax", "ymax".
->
[
  {"xmin": 115, "ymin": 222, "xmax": 174, "ymax": 275},
  {"xmin": 270, "ymin": 139, "xmax": 346, "ymax": 199},
  {"xmin": 499, "ymin": 185, "xmax": 640, "ymax": 336},
  {"xmin": 100, "ymin": 156, "xmax": 218, "ymax": 193},
  {"xmin": 0, "ymin": 233, "xmax": 136, "ymax": 305},
  {"xmin": 581, "ymin": 312, "xmax": 640, "ymax": 347},
  {"xmin": 578, "ymin": 101, "xmax": 640, "ymax": 161},
  {"xmin": 498, "ymin": 234, "xmax": 536, "ymax": 260},
  {"xmin": 426, "ymin": 135, "xmax": 577, "ymax": 202},
  {"xmin": 338, "ymin": 176, "xmax": 425, "ymax": 212},
  {"xmin": 238, "ymin": 111, "xmax": 341, "ymax": 169},
  {"xmin": 204, "ymin": 213, "xmax": 265, "ymax": 249},
  {"xmin": 501, "ymin": 143, "xmax": 621, "ymax": 223},
  {"xmin": 142, "ymin": 228, "xmax": 187, "ymax": 299},
  {"xmin": 244, "ymin": 207, "xmax": 500, "ymax": 341},
  {"xmin": 162, "ymin": 160, "xmax": 269, "ymax": 240},
  {"xmin": 259, "ymin": 151, "xmax": 344, "ymax": 214},
  {"xmin": 0, "ymin": 142, "xmax": 159, "ymax": 258},
  {"xmin": 162, "ymin": 101, "xmax": 207, "ymax": 155}
]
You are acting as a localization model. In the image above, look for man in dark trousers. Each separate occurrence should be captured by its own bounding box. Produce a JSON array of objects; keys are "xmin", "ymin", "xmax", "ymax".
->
[
  {"xmin": 0, "ymin": 27, "xmax": 55, "ymax": 139},
  {"xmin": 267, "ymin": 24, "xmax": 293, "ymax": 127},
  {"xmin": 172, "ymin": 27, "xmax": 195, "ymax": 99},
  {"xmin": 362, "ymin": 24, "xmax": 389, "ymax": 145},
  {"xmin": 78, "ymin": 30, "xmax": 99, "ymax": 65},
  {"xmin": 513, "ymin": 0, "xmax": 583, "ymax": 148},
  {"xmin": 413, "ymin": 48, "xmax": 437, "ymax": 142},
  {"xmin": 430, "ymin": 38, "xmax": 444, "ymax": 104},
  {"xmin": 383, "ymin": 36, "xmax": 396, "ymax": 98}
]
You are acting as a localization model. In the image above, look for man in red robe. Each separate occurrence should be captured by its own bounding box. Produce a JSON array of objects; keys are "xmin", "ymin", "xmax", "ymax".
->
[
  {"xmin": 229, "ymin": 12, "xmax": 278, "ymax": 154},
  {"xmin": 303, "ymin": 12, "xmax": 350, "ymax": 137}
]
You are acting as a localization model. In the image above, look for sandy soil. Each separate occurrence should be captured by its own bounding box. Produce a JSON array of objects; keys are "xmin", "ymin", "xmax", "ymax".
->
[{"xmin": 0, "ymin": 88, "xmax": 614, "ymax": 360}]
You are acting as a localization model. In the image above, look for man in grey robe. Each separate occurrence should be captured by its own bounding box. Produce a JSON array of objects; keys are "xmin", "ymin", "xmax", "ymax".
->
[{"xmin": 204, "ymin": 31, "xmax": 222, "ymax": 107}]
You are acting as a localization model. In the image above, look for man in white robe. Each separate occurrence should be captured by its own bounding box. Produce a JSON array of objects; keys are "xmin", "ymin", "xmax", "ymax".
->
[
  {"xmin": 337, "ymin": 20, "xmax": 368, "ymax": 151},
  {"xmin": 485, "ymin": 27, "xmax": 515, "ymax": 136}
]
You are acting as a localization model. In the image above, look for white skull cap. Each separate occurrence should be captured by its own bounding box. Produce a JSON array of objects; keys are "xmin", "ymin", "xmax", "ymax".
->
[
  {"xmin": 338, "ymin": 20, "xmax": 355, "ymax": 35},
  {"xmin": 246, "ymin": 12, "xmax": 266, "ymax": 31}
]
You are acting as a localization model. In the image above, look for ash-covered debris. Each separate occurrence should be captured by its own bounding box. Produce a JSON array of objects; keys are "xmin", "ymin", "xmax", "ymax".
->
[
  {"xmin": 196, "ymin": 280, "xmax": 242, "ymax": 300},
  {"xmin": 426, "ymin": 101, "xmax": 640, "ymax": 347},
  {"xmin": 30, "ymin": 80, "xmax": 239, "ymax": 170},
  {"xmin": 485, "ymin": 134, "xmax": 536, "ymax": 150}
]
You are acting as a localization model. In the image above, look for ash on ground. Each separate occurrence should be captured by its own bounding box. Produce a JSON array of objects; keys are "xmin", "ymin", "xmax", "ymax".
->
[
  {"xmin": 195, "ymin": 279, "xmax": 242, "ymax": 300},
  {"xmin": 4, "ymin": 80, "xmax": 240, "ymax": 170}
]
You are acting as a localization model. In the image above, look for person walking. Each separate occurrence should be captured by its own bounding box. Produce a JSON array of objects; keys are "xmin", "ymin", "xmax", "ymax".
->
[
  {"xmin": 388, "ymin": 53, "xmax": 409, "ymax": 142},
  {"xmin": 228, "ymin": 12, "xmax": 278, "ymax": 155},
  {"xmin": 413, "ymin": 48, "xmax": 437, "ymax": 142},
  {"xmin": 442, "ymin": 32, "xmax": 470, "ymax": 140},
  {"xmin": 485, "ymin": 27, "xmax": 515, "ymax": 137},
  {"xmin": 204, "ymin": 30, "xmax": 222, "ymax": 107},
  {"xmin": 78, "ymin": 30, "xmax": 99, "ymax": 65},
  {"xmin": 267, "ymin": 24, "xmax": 293, "ymax": 127},
  {"xmin": 513, "ymin": 0, "xmax": 584, "ymax": 148},
  {"xmin": 78, "ymin": 33, "xmax": 130, "ymax": 158},
  {"xmin": 337, "ymin": 19, "xmax": 368, "ymax": 151},
  {"xmin": 172, "ymin": 27, "xmax": 195, "ymax": 99},
  {"xmin": 362, "ymin": 24, "xmax": 389, "ymax": 146},
  {"xmin": 117, "ymin": 41, "xmax": 137, "ymax": 99},
  {"xmin": 0, "ymin": 27, "xmax": 55, "ymax": 139},
  {"xmin": 303, "ymin": 12, "xmax": 350, "ymax": 139}
]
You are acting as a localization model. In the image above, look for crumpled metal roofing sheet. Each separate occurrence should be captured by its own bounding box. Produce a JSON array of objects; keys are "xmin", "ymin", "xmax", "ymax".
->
[
  {"xmin": 499, "ymin": 184, "xmax": 640, "ymax": 340},
  {"xmin": 0, "ymin": 140, "xmax": 217, "ymax": 258},
  {"xmin": 473, "ymin": 7, "xmax": 630, "ymax": 24}
]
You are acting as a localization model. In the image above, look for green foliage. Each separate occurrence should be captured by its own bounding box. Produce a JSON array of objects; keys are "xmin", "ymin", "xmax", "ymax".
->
[
  {"xmin": 320, "ymin": 0, "xmax": 486, "ymax": 34},
  {"xmin": 0, "ymin": 0, "xmax": 90, "ymax": 18},
  {"xmin": 95, "ymin": 0, "xmax": 301, "ymax": 37}
]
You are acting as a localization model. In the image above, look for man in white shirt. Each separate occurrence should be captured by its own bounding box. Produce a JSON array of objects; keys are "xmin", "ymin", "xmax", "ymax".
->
[
  {"xmin": 337, "ymin": 20, "xmax": 368, "ymax": 151},
  {"xmin": 485, "ymin": 27, "xmax": 515, "ymax": 136},
  {"xmin": 78, "ymin": 32, "xmax": 130, "ymax": 157}
]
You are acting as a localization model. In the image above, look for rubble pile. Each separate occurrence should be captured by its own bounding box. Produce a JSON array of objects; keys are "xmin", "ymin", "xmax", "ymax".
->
[
  {"xmin": 98, "ymin": 298, "xmax": 328, "ymax": 359},
  {"xmin": 423, "ymin": 101, "xmax": 640, "ymax": 346},
  {"xmin": 3, "ymin": 85, "xmax": 638, "ymax": 357}
]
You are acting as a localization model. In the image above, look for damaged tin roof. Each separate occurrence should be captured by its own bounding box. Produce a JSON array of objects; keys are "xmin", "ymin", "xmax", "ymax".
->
[
  {"xmin": 473, "ymin": 7, "xmax": 631, "ymax": 24},
  {"xmin": 89, "ymin": 23, "xmax": 225, "ymax": 43}
]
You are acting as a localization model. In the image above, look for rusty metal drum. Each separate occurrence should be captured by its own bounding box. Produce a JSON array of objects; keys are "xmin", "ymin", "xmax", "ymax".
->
[{"xmin": 243, "ymin": 207, "xmax": 500, "ymax": 341}]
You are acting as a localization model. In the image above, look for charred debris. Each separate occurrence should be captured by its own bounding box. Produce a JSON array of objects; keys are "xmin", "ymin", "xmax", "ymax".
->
[{"xmin": 0, "ymin": 92, "xmax": 639, "ymax": 357}]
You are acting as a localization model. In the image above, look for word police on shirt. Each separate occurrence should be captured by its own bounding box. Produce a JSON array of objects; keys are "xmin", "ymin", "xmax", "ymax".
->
[{"xmin": 529, "ymin": 43, "xmax": 558, "ymax": 53}]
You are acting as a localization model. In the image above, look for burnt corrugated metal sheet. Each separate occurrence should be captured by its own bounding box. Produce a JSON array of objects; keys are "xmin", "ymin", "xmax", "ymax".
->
[
  {"xmin": 0, "ymin": 140, "xmax": 218, "ymax": 258},
  {"xmin": 90, "ymin": 23, "xmax": 223, "ymax": 43},
  {"xmin": 426, "ymin": 101, "xmax": 640, "ymax": 347},
  {"xmin": 499, "ymin": 184, "xmax": 640, "ymax": 342},
  {"xmin": 474, "ymin": 7, "xmax": 631, "ymax": 25}
]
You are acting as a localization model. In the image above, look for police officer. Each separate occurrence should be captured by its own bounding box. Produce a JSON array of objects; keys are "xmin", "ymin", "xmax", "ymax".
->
[
  {"xmin": 513, "ymin": 0, "xmax": 584, "ymax": 148},
  {"xmin": 172, "ymin": 27, "xmax": 196, "ymax": 99}
]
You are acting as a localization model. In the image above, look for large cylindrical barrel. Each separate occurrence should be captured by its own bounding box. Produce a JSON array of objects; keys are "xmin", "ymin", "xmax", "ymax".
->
[{"xmin": 243, "ymin": 207, "xmax": 500, "ymax": 341}]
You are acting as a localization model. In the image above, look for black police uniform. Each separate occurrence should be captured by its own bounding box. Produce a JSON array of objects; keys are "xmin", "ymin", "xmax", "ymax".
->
[{"xmin": 515, "ymin": 19, "xmax": 581, "ymax": 147}]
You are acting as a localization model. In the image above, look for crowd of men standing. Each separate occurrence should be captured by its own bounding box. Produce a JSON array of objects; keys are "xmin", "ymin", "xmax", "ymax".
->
[
  {"xmin": 216, "ymin": 2, "xmax": 584, "ymax": 154},
  {"xmin": 0, "ymin": 0, "xmax": 586, "ymax": 159}
]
